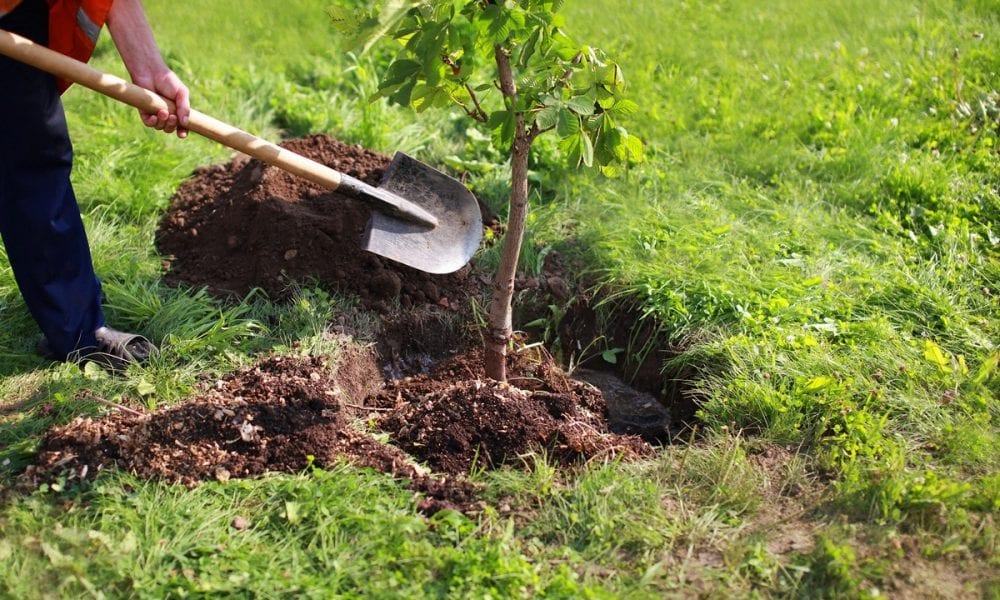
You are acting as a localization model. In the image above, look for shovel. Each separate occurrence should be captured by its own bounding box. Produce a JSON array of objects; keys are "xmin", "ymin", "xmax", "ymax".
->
[{"xmin": 0, "ymin": 29, "xmax": 482, "ymax": 275}]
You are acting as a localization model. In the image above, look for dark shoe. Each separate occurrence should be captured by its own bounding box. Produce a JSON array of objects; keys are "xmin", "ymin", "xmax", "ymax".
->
[
  {"xmin": 90, "ymin": 326, "xmax": 158, "ymax": 369},
  {"xmin": 37, "ymin": 327, "xmax": 158, "ymax": 371}
]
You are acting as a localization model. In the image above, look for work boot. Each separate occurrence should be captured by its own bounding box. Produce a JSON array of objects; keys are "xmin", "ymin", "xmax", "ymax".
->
[{"xmin": 37, "ymin": 326, "xmax": 159, "ymax": 372}]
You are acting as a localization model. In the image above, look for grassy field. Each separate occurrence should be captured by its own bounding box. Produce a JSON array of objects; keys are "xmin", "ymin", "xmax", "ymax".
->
[{"xmin": 1, "ymin": 0, "xmax": 998, "ymax": 597}]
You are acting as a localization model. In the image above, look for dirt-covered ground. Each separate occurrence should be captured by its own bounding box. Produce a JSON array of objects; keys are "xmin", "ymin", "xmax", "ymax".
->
[
  {"xmin": 23, "ymin": 348, "xmax": 650, "ymax": 514},
  {"xmin": 24, "ymin": 136, "xmax": 668, "ymax": 514}
]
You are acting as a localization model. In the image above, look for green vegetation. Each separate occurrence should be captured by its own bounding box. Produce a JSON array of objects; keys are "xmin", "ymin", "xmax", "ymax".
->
[{"xmin": 1, "ymin": 0, "xmax": 997, "ymax": 597}]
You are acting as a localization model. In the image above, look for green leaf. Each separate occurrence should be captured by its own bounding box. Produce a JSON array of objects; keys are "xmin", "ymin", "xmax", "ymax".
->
[
  {"xmin": 517, "ymin": 26, "xmax": 542, "ymax": 68},
  {"xmin": 922, "ymin": 340, "xmax": 953, "ymax": 373},
  {"xmin": 487, "ymin": 109, "xmax": 511, "ymax": 130},
  {"xmin": 381, "ymin": 59, "xmax": 421, "ymax": 87},
  {"xmin": 561, "ymin": 133, "xmax": 583, "ymax": 167},
  {"xmin": 83, "ymin": 360, "xmax": 108, "ymax": 381},
  {"xmin": 342, "ymin": 0, "xmax": 422, "ymax": 54},
  {"xmin": 535, "ymin": 105, "xmax": 559, "ymax": 130},
  {"xmin": 326, "ymin": 5, "xmax": 363, "ymax": 34},
  {"xmin": 599, "ymin": 163, "xmax": 622, "ymax": 177},
  {"xmin": 565, "ymin": 93, "xmax": 597, "ymax": 116},
  {"xmin": 596, "ymin": 126, "xmax": 626, "ymax": 164},
  {"xmin": 608, "ymin": 98, "xmax": 639, "ymax": 117},
  {"xmin": 388, "ymin": 79, "xmax": 418, "ymax": 106},
  {"xmin": 482, "ymin": 5, "xmax": 513, "ymax": 42},
  {"xmin": 803, "ymin": 376, "xmax": 834, "ymax": 392},
  {"xmin": 580, "ymin": 131, "xmax": 594, "ymax": 167},
  {"xmin": 284, "ymin": 501, "xmax": 302, "ymax": 525},
  {"xmin": 556, "ymin": 108, "xmax": 580, "ymax": 137},
  {"xmin": 500, "ymin": 110, "xmax": 517, "ymax": 144},
  {"xmin": 625, "ymin": 133, "xmax": 644, "ymax": 162},
  {"xmin": 972, "ymin": 351, "xmax": 999, "ymax": 385},
  {"xmin": 136, "ymin": 378, "xmax": 156, "ymax": 397},
  {"xmin": 411, "ymin": 82, "xmax": 450, "ymax": 112},
  {"xmin": 119, "ymin": 531, "xmax": 138, "ymax": 554}
]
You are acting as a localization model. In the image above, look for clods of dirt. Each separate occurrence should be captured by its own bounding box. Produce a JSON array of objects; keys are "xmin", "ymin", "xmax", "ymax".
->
[
  {"xmin": 156, "ymin": 134, "xmax": 488, "ymax": 308},
  {"xmin": 23, "ymin": 346, "xmax": 650, "ymax": 512},
  {"xmin": 21, "ymin": 354, "xmax": 478, "ymax": 514},
  {"xmin": 374, "ymin": 347, "xmax": 652, "ymax": 474}
]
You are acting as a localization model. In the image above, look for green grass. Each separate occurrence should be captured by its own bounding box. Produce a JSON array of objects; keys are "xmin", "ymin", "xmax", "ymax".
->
[{"xmin": 1, "ymin": 0, "xmax": 998, "ymax": 596}]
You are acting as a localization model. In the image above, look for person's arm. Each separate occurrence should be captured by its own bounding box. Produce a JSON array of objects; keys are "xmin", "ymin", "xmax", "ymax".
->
[{"xmin": 106, "ymin": 0, "xmax": 189, "ymax": 137}]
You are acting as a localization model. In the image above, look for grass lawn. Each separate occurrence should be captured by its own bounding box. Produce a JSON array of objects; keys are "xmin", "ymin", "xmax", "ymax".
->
[{"xmin": 1, "ymin": 0, "xmax": 997, "ymax": 597}]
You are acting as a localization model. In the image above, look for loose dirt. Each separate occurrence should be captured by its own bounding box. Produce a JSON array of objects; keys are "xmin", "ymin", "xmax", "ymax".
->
[
  {"xmin": 156, "ymin": 134, "xmax": 490, "ymax": 309},
  {"xmin": 22, "ymin": 353, "xmax": 478, "ymax": 514},
  {"xmin": 375, "ymin": 346, "xmax": 652, "ymax": 474},
  {"xmin": 23, "ymin": 347, "xmax": 650, "ymax": 513}
]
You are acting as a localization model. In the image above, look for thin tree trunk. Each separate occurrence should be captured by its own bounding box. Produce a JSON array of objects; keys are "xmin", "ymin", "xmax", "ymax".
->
[
  {"xmin": 484, "ymin": 46, "xmax": 530, "ymax": 382},
  {"xmin": 484, "ymin": 135, "xmax": 530, "ymax": 381}
]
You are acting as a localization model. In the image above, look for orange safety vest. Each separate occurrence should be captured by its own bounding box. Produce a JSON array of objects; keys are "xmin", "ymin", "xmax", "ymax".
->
[{"xmin": 0, "ymin": 0, "xmax": 114, "ymax": 92}]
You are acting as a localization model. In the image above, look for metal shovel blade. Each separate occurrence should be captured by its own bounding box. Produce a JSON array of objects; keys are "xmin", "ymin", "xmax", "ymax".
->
[{"xmin": 362, "ymin": 152, "xmax": 482, "ymax": 274}]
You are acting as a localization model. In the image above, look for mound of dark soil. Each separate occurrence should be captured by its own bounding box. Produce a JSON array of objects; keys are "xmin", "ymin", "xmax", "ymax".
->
[
  {"xmin": 156, "ymin": 135, "xmax": 488, "ymax": 308},
  {"xmin": 22, "ymin": 354, "xmax": 478, "ymax": 514},
  {"xmin": 23, "ymin": 346, "xmax": 650, "ymax": 513},
  {"xmin": 375, "ymin": 347, "xmax": 652, "ymax": 474}
]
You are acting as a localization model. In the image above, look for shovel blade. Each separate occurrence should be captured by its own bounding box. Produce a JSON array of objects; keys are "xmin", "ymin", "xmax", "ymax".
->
[{"xmin": 362, "ymin": 152, "xmax": 482, "ymax": 274}]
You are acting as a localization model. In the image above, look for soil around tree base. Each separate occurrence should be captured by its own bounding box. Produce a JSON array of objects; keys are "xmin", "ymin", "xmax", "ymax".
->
[{"xmin": 22, "ymin": 348, "xmax": 650, "ymax": 514}]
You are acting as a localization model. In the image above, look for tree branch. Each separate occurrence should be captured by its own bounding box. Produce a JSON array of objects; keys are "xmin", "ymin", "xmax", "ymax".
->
[
  {"xmin": 464, "ymin": 83, "xmax": 489, "ymax": 122},
  {"xmin": 527, "ymin": 120, "xmax": 553, "ymax": 143}
]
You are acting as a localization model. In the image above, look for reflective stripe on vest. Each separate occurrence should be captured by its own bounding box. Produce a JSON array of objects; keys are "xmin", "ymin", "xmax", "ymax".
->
[
  {"xmin": 48, "ymin": 0, "xmax": 114, "ymax": 92},
  {"xmin": 75, "ymin": 4, "xmax": 99, "ymax": 43}
]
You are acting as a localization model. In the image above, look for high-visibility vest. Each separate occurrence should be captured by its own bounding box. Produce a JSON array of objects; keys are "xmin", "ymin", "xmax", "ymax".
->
[{"xmin": 0, "ymin": 0, "xmax": 114, "ymax": 92}]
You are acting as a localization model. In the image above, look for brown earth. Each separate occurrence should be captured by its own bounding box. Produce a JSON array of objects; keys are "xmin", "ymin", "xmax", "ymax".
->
[
  {"xmin": 22, "ymin": 352, "xmax": 478, "ymax": 514},
  {"xmin": 374, "ymin": 346, "xmax": 652, "ymax": 474},
  {"xmin": 23, "ymin": 346, "xmax": 650, "ymax": 512},
  {"xmin": 156, "ymin": 134, "xmax": 492, "ymax": 309}
]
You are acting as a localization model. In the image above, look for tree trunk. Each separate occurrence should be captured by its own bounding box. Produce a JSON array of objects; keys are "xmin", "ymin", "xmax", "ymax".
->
[
  {"xmin": 484, "ymin": 134, "xmax": 530, "ymax": 381},
  {"xmin": 484, "ymin": 46, "xmax": 530, "ymax": 382}
]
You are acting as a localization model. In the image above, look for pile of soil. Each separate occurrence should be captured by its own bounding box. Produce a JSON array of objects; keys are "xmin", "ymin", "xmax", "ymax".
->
[
  {"xmin": 23, "ymin": 135, "xmax": 667, "ymax": 515},
  {"xmin": 374, "ymin": 347, "xmax": 652, "ymax": 474},
  {"xmin": 23, "ymin": 348, "xmax": 650, "ymax": 511},
  {"xmin": 22, "ymin": 354, "xmax": 478, "ymax": 514},
  {"xmin": 156, "ymin": 135, "xmax": 489, "ymax": 309}
]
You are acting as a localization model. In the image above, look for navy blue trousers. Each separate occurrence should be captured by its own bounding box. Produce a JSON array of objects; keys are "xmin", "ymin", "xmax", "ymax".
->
[{"xmin": 0, "ymin": 0, "xmax": 105, "ymax": 359}]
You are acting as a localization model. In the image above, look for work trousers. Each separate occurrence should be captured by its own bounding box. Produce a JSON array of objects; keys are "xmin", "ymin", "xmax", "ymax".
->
[{"xmin": 0, "ymin": 0, "xmax": 105, "ymax": 359}]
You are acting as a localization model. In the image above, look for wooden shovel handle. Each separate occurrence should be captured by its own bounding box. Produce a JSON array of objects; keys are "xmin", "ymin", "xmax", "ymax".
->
[{"xmin": 0, "ymin": 28, "xmax": 343, "ymax": 191}]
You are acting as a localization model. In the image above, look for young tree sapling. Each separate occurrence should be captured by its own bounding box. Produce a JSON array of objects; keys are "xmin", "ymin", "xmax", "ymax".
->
[{"xmin": 334, "ymin": 0, "xmax": 642, "ymax": 381}]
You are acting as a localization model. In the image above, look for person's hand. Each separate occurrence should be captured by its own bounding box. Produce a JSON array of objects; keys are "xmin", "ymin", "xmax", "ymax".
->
[{"xmin": 133, "ymin": 70, "xmax": 189, "ymax": 138}]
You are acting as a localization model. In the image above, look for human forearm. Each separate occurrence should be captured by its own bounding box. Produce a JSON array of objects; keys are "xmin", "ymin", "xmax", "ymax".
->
[{"xmin": 106, "ymin": 0, "xmax": 188, "ymax": 136}]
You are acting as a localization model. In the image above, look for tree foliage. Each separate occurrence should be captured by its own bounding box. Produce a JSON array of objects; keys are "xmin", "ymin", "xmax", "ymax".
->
[{"xmin": 331, "ymin": 0, "xmax": 643, "ymax": 173}]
